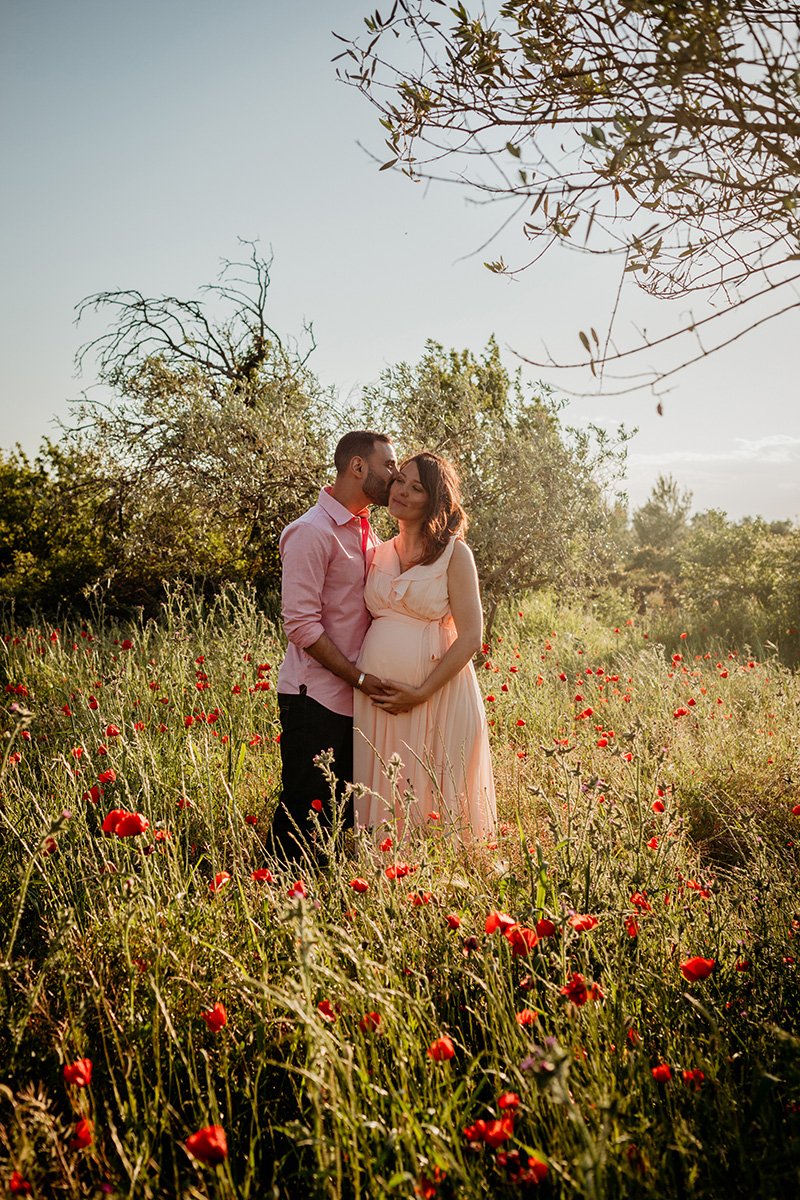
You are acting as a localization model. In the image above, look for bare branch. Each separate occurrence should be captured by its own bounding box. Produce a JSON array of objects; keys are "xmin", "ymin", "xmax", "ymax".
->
[{"xmin": 338, "ymin": 0, "xmax": 800, "ymax": 391}]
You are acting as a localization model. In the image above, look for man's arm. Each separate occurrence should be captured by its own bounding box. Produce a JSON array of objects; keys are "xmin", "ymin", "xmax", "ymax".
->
[
  {"xmin": 304, "ymin": 633, "xmax": 387, "ymax": 698},
  {"xmin": 281, "ymin": 522, "xmax": 387, "ymax": 698}
]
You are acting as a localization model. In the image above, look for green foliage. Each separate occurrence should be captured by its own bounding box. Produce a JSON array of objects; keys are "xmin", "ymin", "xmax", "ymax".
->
[
  {"xmin": 359, "ymin": 337, "xmax": 630, "ymax": 630},
  {"xmin": 676, "ymin": 513, "xmax": 800, "ymax": 664},
  {"xmin": 66, "ymin": 248, "xmax": 332, "ymax": 612},
  {"xmin": 632, "ymin": 474, "xmax": 691, "ymax": 554},
  {"xmin": 621, "ymin": 476, "xmax": 800, "ymax": 665},
  {"xmin": 1, "ymin": 592, "xmax": 799, "ymax": 1196},
  {"xmin": 0, "ymin": 441, "xmax": 115, "ymax": 613}
]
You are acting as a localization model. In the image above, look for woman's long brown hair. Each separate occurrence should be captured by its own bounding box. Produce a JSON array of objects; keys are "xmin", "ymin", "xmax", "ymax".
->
[{"xmin": 398, "ymin": 451, "xmax": 467, "ymax": 565}]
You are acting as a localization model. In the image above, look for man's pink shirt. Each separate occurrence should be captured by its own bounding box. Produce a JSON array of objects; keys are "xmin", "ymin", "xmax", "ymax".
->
[{"xmin": 277, "ymin": 486, "xmax": 379, "ymax": 716}]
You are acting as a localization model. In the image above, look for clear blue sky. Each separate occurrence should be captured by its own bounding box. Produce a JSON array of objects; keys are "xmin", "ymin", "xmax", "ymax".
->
[{"xmin": 2, "ymin": 0, "xmax": 798, "ymax": 520}]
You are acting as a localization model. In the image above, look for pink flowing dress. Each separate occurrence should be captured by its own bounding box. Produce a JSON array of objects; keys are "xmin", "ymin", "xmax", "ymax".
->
[{"xmin": 353, "ymin": 537, "xmax": 496, "ymax": 839}]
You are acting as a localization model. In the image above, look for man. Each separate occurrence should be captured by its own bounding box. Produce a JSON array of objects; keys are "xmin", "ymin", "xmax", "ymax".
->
[{"xmin": 269, "ymin": 430, "xmax": 399, "ymax": 864}]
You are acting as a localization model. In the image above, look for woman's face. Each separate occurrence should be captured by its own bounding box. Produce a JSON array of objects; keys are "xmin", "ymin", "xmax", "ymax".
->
[{"xmin": 388, "ymin": 459, "xmax": 429, "ymax": 523}]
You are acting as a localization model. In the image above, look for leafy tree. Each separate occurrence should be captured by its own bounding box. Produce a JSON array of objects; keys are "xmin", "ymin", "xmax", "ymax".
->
[
  {"xmin": 624, "ymin": 473, "xmax": 692, "ymax": 608},
  {"xmin": 0, "ymin": 442, "xmax": 114, "ymax": 613},
  {"xmin": 632, "ymin": 474, "xmax": 692, "ymax": 551},
  {"xmin": 677, "ymin": 511, "xmax": 800, "ymax": 661},
  {"xmin": 69, "ymin": 245, "xmax": 332, "ymax": 610},
  {"xmin": 339, "ymin": 1, "xmax": 800, "ymax": 394},
  {"xmin": 359, "ymin": 337, "xmax": 629, "ymax": 633}
]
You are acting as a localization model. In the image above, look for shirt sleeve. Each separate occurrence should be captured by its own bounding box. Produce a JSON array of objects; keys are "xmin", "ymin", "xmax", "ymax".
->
[{"xmin": 280, "ymin": 520, "xmax": 331, "ymax": 649}]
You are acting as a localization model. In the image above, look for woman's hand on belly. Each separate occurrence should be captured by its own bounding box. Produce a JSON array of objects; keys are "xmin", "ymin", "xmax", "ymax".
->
[{"xmin": 370, "ymin": 680, "xmax": 428, "ymax": 715}]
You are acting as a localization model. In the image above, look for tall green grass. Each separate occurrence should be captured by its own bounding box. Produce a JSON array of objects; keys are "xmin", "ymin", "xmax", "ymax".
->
[{"xmin": 1, "ymin": 587, "xmax": 798, "ymax": 1198}]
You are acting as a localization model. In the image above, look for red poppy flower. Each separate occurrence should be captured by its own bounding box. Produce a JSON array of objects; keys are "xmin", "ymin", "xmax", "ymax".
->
[
  {"xmin": 625, "ymin": 915, "xmax": 640, "ymax": 938},
  {"xmin": 646, "ymin": 837, "xmax": 659, "ymax": 850},
  {"xmin": 287, "ymin": 879, "xmax": 307, "ymax": 898},
  {"xmin": 82, "ymin": 784, "xmax": 103, "ymax": 805},
  {"xmin": 576, "ymin": 707, "xmax": 594, "ymax": 719},
  {"xmin": 485, "ymin": 910, "xmax": 516, "ymax": 935},
  {"xmin": 9, "ymin": 1172, "xmax": 32, "ymax": 1195},
  {"xmin": 244, "ymin": 814, "xmax": 258, "ymax": 825},
  {"xmin": 251, "ymin": 868, "xmax": 274, "ymax": 883},
  {"xmin": 317, "ymin": 999, "xmax": 337, "ymax": 1023},
  {"xmin": 101, "ymin": 808, "xmax": 126, "ymax": 835},
  {"xmin": 497, "ymin": 1091, "xmax": 520, "ymax": 1110},
  {"xmin": 201, "ymin": 1003, "xmax": 227, "ymax": 1033},
  {"xmin": 462, "ymin": 1118, "xmax": 487, "ymax": 1144},
  {"xmin": 503, "ymin": 924, "xmax": 538, "ymax": 956},
  {"xmin": 792, "ymin": 804, "xmax": 800, "ymax": 816},
  {"xmin": 535, "ymin": 917, "xmax": 556, "ymax": 937},
  {"xmin": 379, "ymin": 836, "xmax": 393, "ymax": 852},
  {"xmin": 114, "ymin": 811, "xmax": 149, "ymax": 837},
  {"xmin": 651, "ymin": 1064, "xmax": 672, "ymax": 1083},
  {"xmin": 463, "ymin": 1115, "xmax": 513, "ymax": 1148},
  {"xmin": 561, "ymin": 972, "xmax": 603, "ymax": 1006},
  {"xmin": 630, "ymin": 891, "xmax": 651, "ymax": 911},
  {"xmin": 310, "ymin": 798, "xmax": 323, "ymax": 812},
  {"xmin": 97, "ymin": 769, "xmax": 117, "ymax": 784},
  {"xmin": 209, "ymin": 872, "xmax": 231, "ymax": 894},
  {"xmin": 516, "ymin": 1008, "xmax": 538, "ymax": 1026},
  {"xmin": 427, "ymin": 1035, "xmax": 455, "ymax": 1061},
  {"xmin": 185, "ymin": 1125, "xmax": 228, "ymax": 1165},
  {"xmin": 63, "ymin": 1057, "xmax": 92, "ymax": 1087},
  {"xmin": 682, "ymin": 1068, "xmax": 705, "ymax": 1090},
  {"xmin": 561, "ymin": 973, "xmax": 588, "ymax": 1005},
  {"xmin": 568, "ymin": 914, "xmax": 598, "ymax": 932},
  {"xmin": 105, "ymin": 724, "xmax": 121, "ymax": 738},
  {"xmin": 349, "ymin": 878, "xmax": 369, "ymax": 893},
  {"xmin": 680, "ymin": 956, "xmax": 715, "ymax": 982},
  {"xmin": 414, "ymin": 1168, "xmax": 446, "ymax": 1199},
  {"xmin": 445, "ymin": 913, "xmax": 461, "ymax": 930},
  {"xmin": 359, "ymin": 1011, "xmax": 381, "ymax": 1032},
  {"xmin": 517, "ymin": 1154, "xmax": 549, "ymax": 1184},
  {"xmin": 69, "ymin": 1117, "xmax": 93, "ymax": 1150},
  {"xmin": 385, "ymin": 862, "xmax": 413, "ymax": 880},
  {"xmin": 652, "ymin": 799, "xmax": 666, "ymax": 813}
]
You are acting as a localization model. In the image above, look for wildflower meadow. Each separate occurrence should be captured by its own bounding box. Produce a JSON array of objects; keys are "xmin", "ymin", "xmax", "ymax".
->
[{"xmin": 1, "ymin": 587, "xmax": 799, "ymax": 1198}]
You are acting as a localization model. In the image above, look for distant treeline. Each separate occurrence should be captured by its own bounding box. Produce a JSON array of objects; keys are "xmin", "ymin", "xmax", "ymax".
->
[{"xmin": 1, "ymin": 250, "xmax": 798, "ymax": 661}]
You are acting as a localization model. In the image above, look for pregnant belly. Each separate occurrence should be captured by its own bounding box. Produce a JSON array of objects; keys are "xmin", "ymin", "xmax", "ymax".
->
[{"xmin": 358, "ymin": 614, "xmax": 448, "ymax": 687}]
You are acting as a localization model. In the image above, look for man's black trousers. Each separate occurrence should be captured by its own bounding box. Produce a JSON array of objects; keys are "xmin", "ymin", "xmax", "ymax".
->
[{"xmin": 268, "ymin": 688, "xmax": 353, "ymax": 865}]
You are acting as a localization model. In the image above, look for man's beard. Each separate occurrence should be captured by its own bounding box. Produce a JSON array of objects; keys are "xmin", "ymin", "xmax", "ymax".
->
[{"xmin": 362, "ymin": 470, "xmax": 391, "ymax": 506}]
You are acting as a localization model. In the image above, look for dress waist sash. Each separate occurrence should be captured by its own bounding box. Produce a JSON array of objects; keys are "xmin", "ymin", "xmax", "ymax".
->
[{"xmin": 369, "ymin": 611, "xmax": 453, "ymax": 663}]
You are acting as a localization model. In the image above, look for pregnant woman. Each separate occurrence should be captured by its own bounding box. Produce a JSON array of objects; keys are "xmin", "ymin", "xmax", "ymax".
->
[{"xmin": 353, "ymin": 452, "xmax": 496, "ymax": 840}]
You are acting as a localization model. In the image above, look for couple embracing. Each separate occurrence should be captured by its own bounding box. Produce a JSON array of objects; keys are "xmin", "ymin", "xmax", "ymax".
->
[{"xmin": 269, "ymin": 430, "xmax": 496, "ymax": 865}]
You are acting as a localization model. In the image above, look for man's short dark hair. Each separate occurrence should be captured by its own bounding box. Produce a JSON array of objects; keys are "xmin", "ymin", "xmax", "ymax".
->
[{"xmin": 334, "ymin": 430, "xmax": 391, "ymax": 474}]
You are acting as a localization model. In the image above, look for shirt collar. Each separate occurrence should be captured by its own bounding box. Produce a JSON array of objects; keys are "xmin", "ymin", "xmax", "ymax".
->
[{"xmin": 318, "ymin": 485, "xmax": 369, "ymax": 526}]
